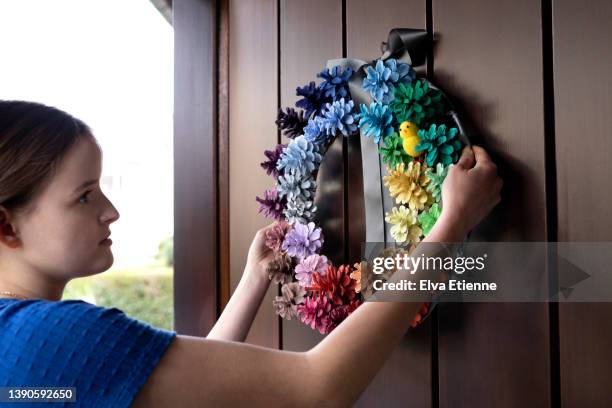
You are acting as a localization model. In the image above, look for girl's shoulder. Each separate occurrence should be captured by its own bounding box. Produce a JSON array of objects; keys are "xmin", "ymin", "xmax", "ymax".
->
[
  {"xmin": 0, "ymin": 297, "xmax": 115, "ymax": 322},
  {"xmin": 0, "ymin": 298, "xmax": 165, "ymax": 341},
  {"xmin": 0, "ymin": 298, "xmax": 177, "ymax": 407}
]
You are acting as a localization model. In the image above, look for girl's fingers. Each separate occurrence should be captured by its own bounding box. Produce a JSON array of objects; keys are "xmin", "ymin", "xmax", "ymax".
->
[{"xmin": 456, "ymin": 146, "xmax": 475, "ymax": 170}]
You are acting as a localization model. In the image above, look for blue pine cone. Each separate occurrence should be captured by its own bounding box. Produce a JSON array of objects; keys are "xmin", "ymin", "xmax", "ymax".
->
[
  {"xmin": 317, "ymin": 65, "xmax": 353, "ymax": 102},
  {"xmin": 355, "ymin": 102, "xmax": 394, "ymax": 144},
  {"xmin": 303, "ymin": 116, "xmax": 330, "ymax": 145},
  {"xmin": 277, "ymin": 171, "xmax": 317, "ymax": 202},
  {"xmin": 296, "ymin": 81, "xmax": 331, "ymax": 118},
  {"xmin": 362, "ymin": 58, "xmax": 416, "ymax": 104},
  {"xmin": 276, "ymin": 135, "xmax": 323, "ymax": 178},
  {"xmin": 319, "ymin": 98, "xmax": 357, "ymax": 137}
]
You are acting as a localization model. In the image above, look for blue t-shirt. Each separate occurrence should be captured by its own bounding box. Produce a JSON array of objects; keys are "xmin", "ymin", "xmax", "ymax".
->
[{"xmin": 0, "ymin": 298, "xmax": 177, "ymax": 407}]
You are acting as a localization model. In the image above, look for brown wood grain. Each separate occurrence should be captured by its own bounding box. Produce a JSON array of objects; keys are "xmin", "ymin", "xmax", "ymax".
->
[
  {"xmin": 432, "ymin": 0, "xmax": 551, "ymax": 406},
  {"xmin": 279, "ymin": 0, "xmax": 343, "ymax": 352},
  {"xmin": 553, "ymin": 0, "xmax": 612, "ymax": 406},
  {"xmin": 228, "ymin": 0, "xmax": 279, "ymax": 348},
  {"xmin": 346, "ymin": 1, "xmax": 432, "ymax": 407},
  {"xmin": 218, "ymin": 0, "xmax": 230, "ymax": 312},
  {"xmin": 173, "ymin": 0, "xmax": 219, "ymax": 336},
  {"xmin": 279, "ymin": 0, "xmax": 342, "ymax": 113}
]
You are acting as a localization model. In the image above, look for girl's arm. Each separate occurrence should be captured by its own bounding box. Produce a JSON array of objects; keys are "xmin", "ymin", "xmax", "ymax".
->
[
  {"xmin": 303, "ymin": 211, "xmax": 468, "ymax": 405},
  {"xmin": 132, "ymin": 146, "xmax": 502, "ymax": 407},
  {"xmin": 206, "ymin": 262, "xmax": 270, "ymax": 342},
  {"xmin": 207, "ymin": 223, "xmax": 277, "ymax": 342}
]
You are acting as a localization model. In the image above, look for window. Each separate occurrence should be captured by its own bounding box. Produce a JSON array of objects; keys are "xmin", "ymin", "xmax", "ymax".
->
[{"xmin": 0, "ymin": 0, "xmax": 174, "ymax": 330}]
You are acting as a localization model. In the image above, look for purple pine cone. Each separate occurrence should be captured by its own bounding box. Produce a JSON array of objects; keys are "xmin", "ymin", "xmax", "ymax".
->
[
  {"xmin": 281, "ymin": 221, "xmax": 324, "ymax": 259},
  {"xmin": 255, "ymin": 189, "xmax": 287, "ymax": 220},
  {"xmin": 260, "ymin": 144, "xmax": 287, "ymax": 178}
]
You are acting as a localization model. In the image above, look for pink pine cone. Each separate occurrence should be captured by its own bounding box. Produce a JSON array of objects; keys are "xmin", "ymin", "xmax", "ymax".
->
[
  {"xmin": 264, "ymin": 221, "xmax": 292, "ymax": 252},
  {"xmin": 295, "ymin": 254, "xmax": 329, "ymax": 287},
  {"xmin": 297, "ymin": 295, "xmax": 332, "ymax": 334}
]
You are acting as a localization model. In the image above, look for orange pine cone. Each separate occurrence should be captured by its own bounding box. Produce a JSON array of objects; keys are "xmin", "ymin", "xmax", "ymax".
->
[{"xmin": 410, "ymin": 302, "xmax": 431, "ymax": 328}]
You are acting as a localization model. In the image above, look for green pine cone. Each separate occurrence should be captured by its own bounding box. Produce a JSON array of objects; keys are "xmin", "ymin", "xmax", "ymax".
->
[
  {"xmin": 425, "ymin": 163, "xmax": 449, "ymax": 202},
  {"xmin": 390, "ymin": 79, "xmax": 445, "ymax": 127},
  {"xmin": 379, "ymin": 132, "xmax": 413, "ymax": 169},
  {"xmin": 418, "ymin": 203, "xmax": 442, "ymax": 235}
]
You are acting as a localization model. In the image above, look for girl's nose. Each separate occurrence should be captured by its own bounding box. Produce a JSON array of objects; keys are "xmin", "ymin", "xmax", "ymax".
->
[{"xmin": 100, "ymin": 197, "xmax": 120, "ymax": 224}]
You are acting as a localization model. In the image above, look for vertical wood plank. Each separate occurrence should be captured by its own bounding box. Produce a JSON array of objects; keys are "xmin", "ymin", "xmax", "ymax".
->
[
  {"xmin": 432, "ymin": 0, "xmax": 551, "ymax": 406},
  {"xmin": 279, "ymin": 0, "xmax": 344, "ymax": 352},
  {"xmin": 280, "ymin": 0, "xmax": 342, "ymax": 111},
  {"xmin": 554, "ymin": 1, "xmax": 612, "ymax": 406},
  {"xmin": 174, "ymin": 0, "xmax": 219, "ymax": 336},
  {"xmin": 346, "ymin": 2, "xmax": 432, "ymax": 407},
  {"xmin": 229, "ymin": 0, "xmax": 279, "ymax": 347},
  {"xmin": 218, "ymin": 0, "xmax": 231, "ymax": 311}
]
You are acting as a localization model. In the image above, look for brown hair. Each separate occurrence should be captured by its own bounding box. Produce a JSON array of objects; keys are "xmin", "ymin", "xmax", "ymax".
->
[{"xmin": 0, "ymin": 100, "xmax": 93, "ymax": 213}]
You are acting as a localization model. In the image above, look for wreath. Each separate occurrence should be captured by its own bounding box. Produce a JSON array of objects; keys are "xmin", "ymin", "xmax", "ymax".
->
[{"xmin": 255, "ymin": 28, "xmax": 470, "ymax": 334}]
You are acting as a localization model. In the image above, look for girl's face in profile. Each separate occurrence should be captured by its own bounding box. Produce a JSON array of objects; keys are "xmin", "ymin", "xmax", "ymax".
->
[{"xmin": 13, "ymin": 135, "xmax": 120, "ymax": 280}]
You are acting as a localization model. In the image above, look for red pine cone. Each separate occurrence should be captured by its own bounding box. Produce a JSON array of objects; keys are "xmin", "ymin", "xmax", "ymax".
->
[
  {"xmin": 327, "ymin": 299, "xmax": 362, "ymax": 332},
  {"xmin": 308, "ymin": 264, "xmax": 358, "ymax": 305}
]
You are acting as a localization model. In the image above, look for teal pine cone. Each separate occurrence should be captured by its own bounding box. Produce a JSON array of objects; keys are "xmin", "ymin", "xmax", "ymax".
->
[{"xmin": 415, "ymin": 124, "xmax": 462, "ymax": 166}]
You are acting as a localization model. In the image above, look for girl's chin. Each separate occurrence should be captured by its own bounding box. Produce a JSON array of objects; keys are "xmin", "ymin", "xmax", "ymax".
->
[
  {"xmin": 86, "ymin": 250, "xmax": 114, "ymax": 275},
  {"xmin": 100, "ymin": 252, "xmax": 115, "ymax": 270}
]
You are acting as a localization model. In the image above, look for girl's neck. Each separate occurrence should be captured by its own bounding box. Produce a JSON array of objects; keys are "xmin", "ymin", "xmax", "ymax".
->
[
  {"xmin": 0, "ymin": 283, "xmax": 64, "ymax": 301},
  {"xmin": 0, "ymin": 261, "xmax": 66, "ymax": 301}
]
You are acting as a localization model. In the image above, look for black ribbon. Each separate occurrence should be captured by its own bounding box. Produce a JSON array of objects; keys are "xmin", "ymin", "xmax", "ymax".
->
[{"xmin": 380, "ymin": 28, "xmax": 430, "ymax": 66}]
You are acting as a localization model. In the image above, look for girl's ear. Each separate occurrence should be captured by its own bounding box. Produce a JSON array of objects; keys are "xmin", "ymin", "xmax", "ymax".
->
[{"xmin": 0, "ymin": 206, "xmax": 21, "ymax": 249}]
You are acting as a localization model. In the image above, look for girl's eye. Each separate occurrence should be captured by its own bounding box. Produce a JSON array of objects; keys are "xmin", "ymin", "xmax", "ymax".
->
[{"xmin": 79, "ymin": 191, "xmax": 92, "ymax": 204}]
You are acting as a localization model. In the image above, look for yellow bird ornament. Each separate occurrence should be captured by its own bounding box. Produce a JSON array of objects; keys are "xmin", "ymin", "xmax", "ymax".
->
[{"xmin": 399, "ymin": 121, "xmax": 422, "ymax": 158}]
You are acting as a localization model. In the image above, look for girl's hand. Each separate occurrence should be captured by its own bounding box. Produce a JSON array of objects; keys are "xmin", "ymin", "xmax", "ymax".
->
[
  {"xmin": 439, "ymin": 145, "xmax": 503, "ymax": 235},
  {"xmin": 245, "ymin": 222, "xmax": 278, "ymax": 281}
]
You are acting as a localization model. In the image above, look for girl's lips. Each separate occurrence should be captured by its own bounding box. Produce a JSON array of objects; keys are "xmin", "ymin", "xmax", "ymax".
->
[{"xmin": 100, "ymin": 238, "xmax": 112, "ymax": 246}]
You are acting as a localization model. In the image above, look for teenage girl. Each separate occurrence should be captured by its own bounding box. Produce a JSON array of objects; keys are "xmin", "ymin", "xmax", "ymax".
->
[{"xmin": 0, "ymin": 100, "xmax": 502, "ymax": 407}]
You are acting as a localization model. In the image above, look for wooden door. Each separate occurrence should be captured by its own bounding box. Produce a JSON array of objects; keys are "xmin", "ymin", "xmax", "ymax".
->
[{"xmin": 170, "ymin": 0, "xmax": 612, "ymax": 406}]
